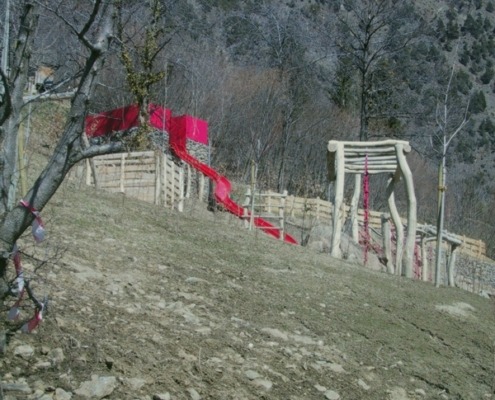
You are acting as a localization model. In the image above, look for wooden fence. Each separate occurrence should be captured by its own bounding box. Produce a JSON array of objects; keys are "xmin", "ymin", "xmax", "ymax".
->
[
  {"xmin": 79, "ymin": 152, "xmax": 487, "ymax": 258},
  {"xmin": 84, "ymin": 151, "xmax": 207, "ymax": 211},
  {"xmin": 256, "ymin": 191, "xmax": 487, "ymax": 258},
  {"xmin": 243, "ymin": 188, "xmax": 287, "ymax": 239}
]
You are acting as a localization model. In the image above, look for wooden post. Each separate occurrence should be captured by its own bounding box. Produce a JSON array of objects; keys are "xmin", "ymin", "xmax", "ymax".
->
[
  {"xmin": 279, "ymin": 190, "xmax": 287, "ymax": 240},
  {"xmin": 349, "ymin": 174, "xmax": 362, "ymax": 243},
  {"xmin": 198, "ymin": 173, "xmax": 205, "ymax": 202},
  {"xmin": 178, "ymin": 165, "xmax": 184, "ymax": 212},
  {"xmin": 381, "ymin": 213, "xmax": 394, "ymax": 274},
  {"xmin": 396, "ymin": 144, "xmax": 417, "ymax": 279},
  {"xmin": 331, "ymin": 142, "xmax": 345, "ymax": 258},
  {"xmin": 86, "ymin": 159, "xmax": 92, "ymax": 186},
  {"xmin": 421, "ymin": 236, "xmax": 429, "ymax": 282},
  {"xmin": 154, "ymin": 153, "xmax": 161, "ymax": 205},
  {"xmin": 386, "ymin": 173, "xmax": 404, "ymax": 276},
  {"xmin": 162, "ymin": 154, "xmax": 168, "ymax": 207},
  {"xmin": 447, "ymin": 244, "xmax": 458, "ymax": 287},
  {"xmin": 243, "ymin": 188, "xmax": 251, "ymax": 229},
  {"xmin": 170, "ymin": 160, "xmax": 175, "ymax": 207},
  {"xmin": 250, "ymin": 161, "xmax": 256, "ymax": 231},
  {"xmin": 119, "ymin": 153, "xmax": 126, "ymax": 193},
  {"xmin": 185, "ymin": 164, "xmax": 192, "ymax": 199}
]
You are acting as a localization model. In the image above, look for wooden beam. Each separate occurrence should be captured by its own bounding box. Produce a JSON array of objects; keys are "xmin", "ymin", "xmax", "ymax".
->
[
  {"xmin": 396, "ymin": 143, "xmax": 417, "ymax": 279},
  {"xmin": 331, "ymin": 142, "xmax": 345, "ymax": 259}
]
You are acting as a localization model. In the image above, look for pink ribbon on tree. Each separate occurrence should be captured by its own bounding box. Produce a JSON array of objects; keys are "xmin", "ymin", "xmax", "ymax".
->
[
  {"xmin": 20, "ymin": 199, "xmax": 46, "ymax": 243},
  {"xmin": 8, "ymin": 244, "xmax": 25, "ymax": 321},
  {"xmin": 7, "ymin": 200, "xmax": 48, "ymax": 332},
  {"xmin": 21, "ymin": 303, "xmax": 45, "ymax": 333}
]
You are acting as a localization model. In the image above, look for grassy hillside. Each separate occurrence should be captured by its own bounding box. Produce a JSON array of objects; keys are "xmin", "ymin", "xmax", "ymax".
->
[{"xmin": 1, "ymin": 161, "xmax": 494, "ymax": 399}]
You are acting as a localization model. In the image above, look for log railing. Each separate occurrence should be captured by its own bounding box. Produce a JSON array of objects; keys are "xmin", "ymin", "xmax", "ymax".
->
[
  {"xmin": 243, "ymin": 189, "xmax": 287, "ymax": 239},
  {"xmin": 76, "ymin": 151, "xmax": 488, "ymax": 259},
  {"xmin": 256, "ymin": 191, "xmax": 487, "ymax": 258},
  {"xmin": 83, "ymin": 151, "xmax": 208, "ymax": 212}
]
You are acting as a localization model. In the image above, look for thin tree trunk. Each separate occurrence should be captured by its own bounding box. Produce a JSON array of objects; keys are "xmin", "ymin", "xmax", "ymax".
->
[{"xmin": 435, "ymin": 160, "xmax": 447, "ymax": 287}]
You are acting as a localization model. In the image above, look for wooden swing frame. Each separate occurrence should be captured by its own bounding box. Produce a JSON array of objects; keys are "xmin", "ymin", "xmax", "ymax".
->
[{"xmin": 327, "ymin": 140, "xmax": 417, "ymax": 277}]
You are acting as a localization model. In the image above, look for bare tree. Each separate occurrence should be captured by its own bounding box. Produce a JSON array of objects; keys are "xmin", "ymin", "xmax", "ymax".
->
[
  {"xmin": 116, "ymin": 0, "xmax": 172, "ymax": 148},
  {"xmin": 432, "ymin": 61, "xmax": 469, "ymax": 287},
  {"xmin": 0, "ymin": 1, "xmax": 125, "ymax": 311},
  {"xmin": 334, "ymin": 0, "xmax": 422, "ymax": 141}
]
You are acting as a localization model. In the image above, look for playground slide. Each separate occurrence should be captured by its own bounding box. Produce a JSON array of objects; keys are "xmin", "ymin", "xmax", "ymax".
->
[
  {"xmin": 85, "ymin": 103, "xmax": 298, "ymax": 245},
  {"xmin": 170, "ymin": 144, "xmax": 298, "ymax": 245}
]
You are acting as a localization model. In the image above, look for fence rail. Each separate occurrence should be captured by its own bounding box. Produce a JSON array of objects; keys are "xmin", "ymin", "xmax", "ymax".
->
[
  {"xmin": 257, "ymin": 191, "xmax": 487, "ymax": 258},
  {"xmin": 78, "ymin": 152, "xmax": 487, "ymax": 259},
  {"xmin": 84, "ymin": 150, "xmax": 207, "ymax": 211}
]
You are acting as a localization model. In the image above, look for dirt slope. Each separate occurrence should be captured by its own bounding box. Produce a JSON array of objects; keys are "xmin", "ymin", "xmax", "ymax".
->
[{"xmin": 1, "ymin": 176, "xmax": 494, "ymax": 400}]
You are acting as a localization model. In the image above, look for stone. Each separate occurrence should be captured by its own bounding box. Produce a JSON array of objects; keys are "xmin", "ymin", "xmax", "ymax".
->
[
  {"xmin": 245, "ymin": 370, "xmax": 262, "ymax": 380},
  {"xmin": 54, "ymin": 388, "xmax": 72, "ymax": 400},
  {"xmin": 414, "ymin": 388, "xmax": 426, "ymax": 396},
  {"xmin": 251, "ymin": 379, "xmax": 273, "ymax": 390},
  {"xmin": 187, "ymin": 388, "xmax": 201, "ymax": 400},
  {"xmin": 2, "ymin": 382, "xmax": 32, "ymax": 394},
  {"xmin": 324, "ymin": 390, "xmax": 340, "ymax": 400},
  {"xmin": 34, "ymin": 361, "xmax": 52, "ymax": 370},
  {"xmin": 261, "ymin": 328, "xmax": 289, "ymax": 341},
  {"xmin": 37, "ymin": 395, "xmax": 54, "ymax": 400},
  {"xmin": 14, "ymin": 344, "xmax": 35, "ymax": 359},
  {"xmin": 0, "ymin": 331, "xmax": 7, "ymax": 355},
  {"xmin": 328, "ymin": 363, "xmax": 346, "ymax": 373},
  {"xmin": 74, "ymin": 375, "xmax": 117, "ymax": 399},
  {"xmin": 185, "ymin": 277, "xmax": 210, "ymax": 285},
  {"xmin": 357, "ymin": 379, "xmax": 370, "ymax": 391},
  {"xmin": 49, "ymin": 348, "xmax": 65, "ymax": 365},
  {"xmin": 387, "ymin": 387, "xmax": 411, "ymax": 400},
  {"xmin": 126, "ymin": 377, "xmax": 146, "ymax": 391}
]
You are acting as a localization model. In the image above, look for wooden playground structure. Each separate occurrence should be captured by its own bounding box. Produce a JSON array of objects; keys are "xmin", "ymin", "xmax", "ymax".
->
[
  {"xmin": 73, "ymin": 141, "xmax": 490, "ymax": 288},
  {"xmin": 327, "ymin": 140, "xmax": 417, "ymax": 278}
]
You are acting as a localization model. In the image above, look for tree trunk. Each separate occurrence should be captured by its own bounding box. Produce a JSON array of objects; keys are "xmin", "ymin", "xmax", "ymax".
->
[
  {"xmin": 435, "ymin": 160, "xmax": 446, "ymax": 287},
  {"xmin": 0, "ymin": 1, "xmax": 120, "ymax": 307}
]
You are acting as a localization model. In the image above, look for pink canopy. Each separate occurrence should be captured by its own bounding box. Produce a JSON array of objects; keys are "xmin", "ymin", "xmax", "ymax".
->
[{"xmin": 85, "ymin": 103, "xmax": 208, "ymax": 145}]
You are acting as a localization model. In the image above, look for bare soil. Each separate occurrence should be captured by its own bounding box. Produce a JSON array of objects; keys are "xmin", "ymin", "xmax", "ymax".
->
[{"xmin": 1, "ymin": 172, "xmax": 495, "ymax": 400}]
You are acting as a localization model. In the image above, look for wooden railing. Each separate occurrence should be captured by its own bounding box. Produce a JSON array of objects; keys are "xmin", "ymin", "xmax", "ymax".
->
[
  {"xmin": 243, "ymin": 189, "xmax": 287, "ymax": 239},
  {"xmin": 84, "ymin": 151, "xmax": 207, "ymax": 211},
  {"xmin": 256, "ymin": 191, "xmax": 487, "ymax": 258},
  {"xmin": 77, "ymin": 152, "xmax": 488, "ymax": 259}
]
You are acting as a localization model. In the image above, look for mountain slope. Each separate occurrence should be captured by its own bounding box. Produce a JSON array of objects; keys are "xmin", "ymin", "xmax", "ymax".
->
[{"xmin": 1, "ymin": 173, "xmax": 493, "ymax": 399}]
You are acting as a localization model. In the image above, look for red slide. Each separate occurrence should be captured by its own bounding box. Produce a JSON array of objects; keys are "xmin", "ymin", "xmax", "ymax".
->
[
  {"xmin": 168, "ymin": 118, "xmax": 298, "ymax": 245},
  {"xmin": 85, "ymin": 104, "xmax": 298, "ymax": 245}
]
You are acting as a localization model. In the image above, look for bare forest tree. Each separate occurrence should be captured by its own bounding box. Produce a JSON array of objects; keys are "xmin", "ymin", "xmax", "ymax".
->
[
  {"xmin": 333, "ymin": 0, "xmax": 423, "ymax": 141},
  {"xmin": 432, "ymin": 60, "xmax": 470, "ymax": 287}
]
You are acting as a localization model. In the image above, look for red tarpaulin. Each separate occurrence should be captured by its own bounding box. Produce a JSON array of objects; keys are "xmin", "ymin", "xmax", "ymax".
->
[{"xmin": 85, "ymin": 103, "xmax": 208, "ymax": 145}]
